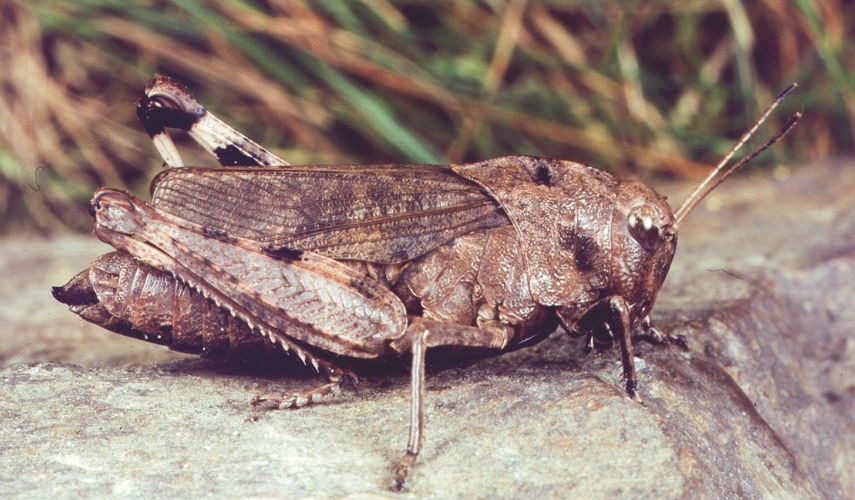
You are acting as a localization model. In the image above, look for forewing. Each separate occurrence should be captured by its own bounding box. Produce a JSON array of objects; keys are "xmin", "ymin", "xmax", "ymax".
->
[{"xmin": 150, "ymin": 165, "xmax": 509, "ymax": 264}]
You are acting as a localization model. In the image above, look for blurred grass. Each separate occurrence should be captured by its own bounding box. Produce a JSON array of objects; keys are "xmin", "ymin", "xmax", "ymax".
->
[{"xmin": 1, "ymin": 0, "xmax": 852, "ymax": 233}]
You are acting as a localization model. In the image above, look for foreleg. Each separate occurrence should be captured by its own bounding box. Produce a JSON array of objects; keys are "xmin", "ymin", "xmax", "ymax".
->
[{"xmin": 569, "ymin": 295, "xmax": 640, "ymax": 401}]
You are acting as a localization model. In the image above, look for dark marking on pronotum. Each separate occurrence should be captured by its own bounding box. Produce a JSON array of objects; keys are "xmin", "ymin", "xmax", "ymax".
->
[
  {"xmin": 573, "ymin": 233, "xmax": 598, "ymax": 272},
  {"xmin": 28, "ymin": 166, "xmax": 45, "ymax": 192},
  {"xmin": 556, "ymin": 229, "xmax": 599, "ymax": 272},
  {"xmin": 214, "ymin": 144, "xmax": 262, "ymax": 167},
  {"xmin": 263, "ymin": 246, "xmax": 305, "ymax": 262},
  {"xmin": 534, "ymin": 161, "xmax": 552, "ymax": 186}
]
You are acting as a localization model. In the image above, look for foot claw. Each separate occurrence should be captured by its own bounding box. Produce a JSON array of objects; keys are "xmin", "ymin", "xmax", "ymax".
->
[
  {"xmin": 669, "ymin": 333, "xmax": 689, "ymax": 350},
  {"xmin": 251, "ymin": 394, "xmax": 282, "ymax": 409},
  {"xmin": 278, "ymin": 399, "xmax": 295, "ymax": 409},
  {"xmin": 394, "ymin": 451, "xmax": 417, "ymax": 491},
  {"xmin": 625, "ymin": 378, "xmax": 642, "ymax": 403}
]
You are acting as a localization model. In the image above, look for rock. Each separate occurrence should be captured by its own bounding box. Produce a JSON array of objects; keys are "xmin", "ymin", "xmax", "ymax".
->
[{"xmin": 1, "ymin": 159, "xmax": 853, "ymax": 498}]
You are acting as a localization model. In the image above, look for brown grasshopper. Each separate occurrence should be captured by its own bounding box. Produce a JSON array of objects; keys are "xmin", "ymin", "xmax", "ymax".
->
[{"xmin": 54, "ymin": 76, "xmax": 800, "ymax": 488}]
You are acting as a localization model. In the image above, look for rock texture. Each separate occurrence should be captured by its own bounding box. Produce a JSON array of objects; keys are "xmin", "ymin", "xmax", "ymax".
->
[{"xmin": 1, "ymin": 159, "xmax": 853, "ymax": 499}]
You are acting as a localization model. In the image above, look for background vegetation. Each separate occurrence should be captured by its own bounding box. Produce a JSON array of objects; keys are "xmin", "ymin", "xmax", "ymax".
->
[{"xmin": 1, "ymin": 0, "xmax": 852, "ymax": 232}]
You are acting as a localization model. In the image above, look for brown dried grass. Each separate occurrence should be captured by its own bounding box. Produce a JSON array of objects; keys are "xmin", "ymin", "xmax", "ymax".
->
[{"xmin": 1, "ymin": 0, "xmax": 851, "ymax": 232}]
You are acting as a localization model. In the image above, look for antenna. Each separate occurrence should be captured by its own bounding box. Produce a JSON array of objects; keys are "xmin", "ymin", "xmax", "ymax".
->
[{"xmin": 673, "ymin": 84, "xmax": 801, "ymax": 227}]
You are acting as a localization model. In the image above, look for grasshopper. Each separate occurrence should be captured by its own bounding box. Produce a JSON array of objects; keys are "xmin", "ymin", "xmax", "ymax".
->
[{"xmin": 54, "ymin": 76, "xmax": 800, "ymax": 488}]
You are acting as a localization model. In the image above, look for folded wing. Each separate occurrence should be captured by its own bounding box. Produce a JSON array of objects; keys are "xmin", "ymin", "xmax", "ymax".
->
[{"xmin": 151, "ymin": 165, "xmax": 509, "ymax": 264}]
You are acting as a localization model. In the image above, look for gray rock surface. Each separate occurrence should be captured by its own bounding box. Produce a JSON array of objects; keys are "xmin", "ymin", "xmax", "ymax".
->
[{"xmin": 1, "ymin": 159, "xmax": 854, "ymax": 499}]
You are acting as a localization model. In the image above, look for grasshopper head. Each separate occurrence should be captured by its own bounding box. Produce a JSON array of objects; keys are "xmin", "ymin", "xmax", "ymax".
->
[
  {"xmin": 609, "ymin": 181, "xmax": 678, "ymax": 324},
  {"xmin": 606, "ymin": 83, "xmax": 802, "ymax": 326}
]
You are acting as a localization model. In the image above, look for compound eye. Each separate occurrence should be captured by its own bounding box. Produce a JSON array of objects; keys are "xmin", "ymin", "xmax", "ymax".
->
[{"xmin": 628, "ymin": 205, "xmax": 662, "ymax": 251}]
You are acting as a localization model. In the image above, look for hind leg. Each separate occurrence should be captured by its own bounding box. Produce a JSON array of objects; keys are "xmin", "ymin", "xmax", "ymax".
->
[{"xmin": 251, "ymin": 338, "xmax": 357, "ymax": 409}]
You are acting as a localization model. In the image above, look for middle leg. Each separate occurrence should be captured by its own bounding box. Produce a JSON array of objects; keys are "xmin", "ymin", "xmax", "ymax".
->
[{"xmin": 389, "ymin": 318, "xmax": 513, "ymax": 490}]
